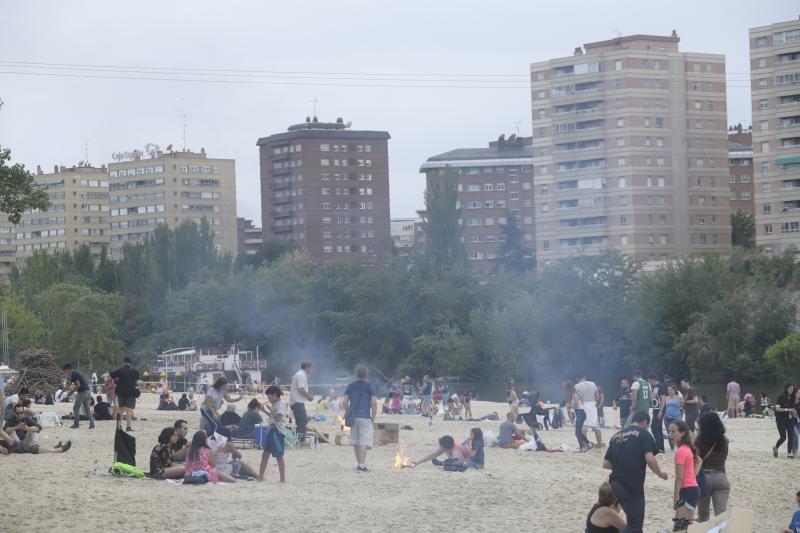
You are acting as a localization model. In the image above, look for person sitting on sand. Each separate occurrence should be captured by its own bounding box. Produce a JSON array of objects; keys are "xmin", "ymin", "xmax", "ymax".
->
[
  {"xmin": 220, "ymin": 404, "xmax": 242, "ymax": 428},
  {"xmin": 498, "ymin": 412, "xmax": 529, "ymax": 449},
  {"xmin": 238, "ymin": 399, "xmax": 268, "ymax": 439},
  {"xmin": 410, "ymin": 435, "xmax": 465, "ymax": 467},
  {"xmin": 586, "ymin": 481, "xmax": 626, "ymax": 533},
  {"xmin": 3, "ymin": 404, "xmax": 71, "ymax": 454},
  {"xmin": 93, "ymin": 395, "xmax": 113, "ymax": 421},
  {"xmin": 150, "ymin": 427, "xmax": 186, "ymax": 479},
  {"xmin": 178, "ymin": 393, "xmax": 190, "ymax": 411},
  {"xmin": 186, "ymin": 393, "xmax": 198, "ymax": 411},
  {"xmin": 784, "ymin": 490, "xmax": 800, "ymax": 533},
  {"xmin": 208, "ymin": 433, "xmax": 257, "ymax": 480},
  {"xmin": 171, "ymin": 419, "xmax": 190, "ymax": 462},
  {"xmin": 461, "ymin": 428, "xmax": 485, "ymax": 468},
  {"xmin": 158, "ymin": 393, "xmax": 178, "ymax": 411},
  {"xmin": 185, "ymin": 430, "xmax": 236, "ymax": 483}
]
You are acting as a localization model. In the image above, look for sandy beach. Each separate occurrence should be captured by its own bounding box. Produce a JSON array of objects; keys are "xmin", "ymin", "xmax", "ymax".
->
[{"xmin": 1, "ymin": 394, "xmax": 791, "ymax": 532}]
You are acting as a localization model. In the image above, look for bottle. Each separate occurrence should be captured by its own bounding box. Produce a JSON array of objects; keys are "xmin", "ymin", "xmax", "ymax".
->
[{"xmin": 427, "ymin": 416, "xmax": 432, "ymax": 428}]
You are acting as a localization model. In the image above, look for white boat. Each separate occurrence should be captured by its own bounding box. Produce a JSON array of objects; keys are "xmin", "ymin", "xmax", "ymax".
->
[{"xmin": 148, "ymin": 345, "xmax": 266, "ymax": 391}]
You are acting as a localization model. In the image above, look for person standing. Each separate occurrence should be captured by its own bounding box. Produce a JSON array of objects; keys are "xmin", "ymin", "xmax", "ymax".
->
[
  {"xmin": 613, "ymin": 378, "xmax": 632, "ymax": 428},
  {"xmin": 0, "ymin": 361, "xmax": 5, "ymax": 425},
  {"xmin": 774, "ymin": 384, "xmax": 796, "ymax": 459},
  {"xmin": 63, "ymin": 364, "xmax": 95, "ymax": 429},
  {"xmin": 725, "ymin": 379, "xmax": 740, "ymax": 419},
  {"xmin": 575, "ymin": 373, "xmax": 604, "ymax": 449},
  {"xmin": 110, "ymin": 357, "xmax": 140, "ymax": 433},
  {"xmin": 567, "ymin": 380, "xmax": 591, "ymax": 452},
  {"xmin": 695, "ymin": 412, "xmax": 730, "ymax": 522},
  {"xmin": 258, "ymin": 385, "xmax": 287, "ymax": 483},
  {"xmin": 91, "ymin": 371, "xmax": 98, "ymax": 394},
  {"xmin": 647, "ymin": 374, "xmax": 666, "ymax": 453},
  {"xmin": 662, "ymin": 384, "xmax": 683, "ymax": 451},
  {"xmin": 401, "ymin": 376, "xmax": 414, "ymax": 414},
  {"xmin": 342, "ymin": 367, "xmax": 377, "ymax": 473},
  {"xmin": 603, "ymin": 410, "xmax": 669, "ymax": 533},
  {"xmin": 627, "ymin": 370, "xmax": 651, "ymax": 427},
  {"xmin": 289, "ymin": 362, "xmax": 314, "ymax": 439},
  {"xmin": 201, "ymin": 377, "xmax": 242, "ymax": 438},
  {"xmin": 681, "ymin": 379, "xmax": 699, "ymax": 432},
  {"xmin": 420, "ymin": 375, "xmax": 433, "ymax": 417},
  {"xmin": 667, "ymin": 420, "xmax": 701, "ymax": 531}
]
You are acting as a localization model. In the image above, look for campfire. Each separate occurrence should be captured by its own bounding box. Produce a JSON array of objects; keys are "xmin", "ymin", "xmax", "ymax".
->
[
  {"xmin": 394, "ymin": 445, "xmax": 412, "ymax": 470},
  {"xmin": 336, "ymin": 415, "xmax": 350, "ymax": 432}
]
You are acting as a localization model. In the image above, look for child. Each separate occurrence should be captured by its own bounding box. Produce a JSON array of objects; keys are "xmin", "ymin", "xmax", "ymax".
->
[
  {"xmin": 258, "ymin": 385, "xmax": 287, "ymax": 483},
  {"xmin": 785, "ymin": 490, "xmax": 800, "ymax": 533},
  {"xmin": 667, "ymin": 420, "xmax": 700, "ymax": 531},
  {"xmin": 185, "ymin": 430, "xmax": 236, "ymax": 483},
  {"xmin": 761, "ymin": 392, "xmax": 770, "ymax": 414}
]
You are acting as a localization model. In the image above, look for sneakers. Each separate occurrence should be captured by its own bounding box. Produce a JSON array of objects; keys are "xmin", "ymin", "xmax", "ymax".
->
[
  {"xmin": 356, "ymin": 465, "xmax": 369, "ymax": 473},
  {"xmin": 89, "ymin": 425, "xmax": 96, "ymax": 429},
  {"xmin": 125, "ymin": 427, "xmax": 134, "ymax": 433},
  {"xmin": 69, "ymin": 424, "xmax": 79, "ymax": 429},
  {"xmin": 773, "ymin": 446, "xmax": 779, "ymax": 458},
  {"xmin": 431, "ymin": 458, "xmax": 443, "ymax": 466},
  {"xmin": 54, "ymin": 441, "xmax": 63, "ymax": 449},
  {"xmin": 59, "ymin": 441, "xmax": 72, "ymax": 453}
]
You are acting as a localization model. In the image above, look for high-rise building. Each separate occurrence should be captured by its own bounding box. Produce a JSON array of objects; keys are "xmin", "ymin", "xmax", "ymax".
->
[
  {"xmin": 531, "ymin": 33, "xmax": 731, "ymax": 264},
  {"xmin": 390, "ymin": 217, "xmax": 420, "ymax": 249},
  {"xmin": 16, "ymin": 165, "xmax": 110, "ymax": 263},
  {"xmin": 237, "ymin": 217, "xmax": 263, "ymax": 256},
  {"xmin": 728, "ymin": 125, "xmax": 754, "ymax": 215},
  {"xmin": 257, "ymin": 117, "xmax": 391, "ymax": 266},
  {"xmin": 420, "ymin": 136, "xmax": 535, "ymax": 272},
  {"xmin": 749, "ymin": 18, "xmax": 800, "ymax": 253},
  {"xmin": 107, "ymin": 149, "xmax": 237, "ymax": 256}
]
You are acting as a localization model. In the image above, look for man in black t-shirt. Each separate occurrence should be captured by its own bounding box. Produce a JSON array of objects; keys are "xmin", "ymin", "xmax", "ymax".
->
[
  {"xmin": 110, "ymin": 357, "xmax": 140, "ymax": 432},
  {"xmin": 603, "ymin": 410, "xmax": 668, "ymax": 533},
  {"xmin": 171, "ymin": 419, "xmax": 190, "ymax": 462},
  {"xmin": 63, "ymin": 364, "xmax": 95, "ymax": 429}
]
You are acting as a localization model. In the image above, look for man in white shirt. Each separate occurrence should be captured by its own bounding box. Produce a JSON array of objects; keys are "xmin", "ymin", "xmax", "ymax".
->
[
  {"xmin": 726, "ymin": 379, "xmax": 741, "ymax": 419},
  {"xmin": 575, "ymin": 373, "xmax": 604, "ymax": 448},
  {"xmin": 289, "ymin": 362, "xmax": 313, "ymax": 439}
]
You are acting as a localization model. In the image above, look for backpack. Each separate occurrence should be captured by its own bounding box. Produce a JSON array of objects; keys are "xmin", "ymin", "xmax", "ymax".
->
[
  {"xmin": 111, "ymin": 461, "xmax": 145, "ymax": 479},
  {"xmin": 442, "ymin": 458, "xmax": 467, "ymax": 472}
]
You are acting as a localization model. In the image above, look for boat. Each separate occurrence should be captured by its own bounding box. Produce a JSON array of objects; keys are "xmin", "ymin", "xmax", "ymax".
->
[{"xmin": 147, "ymin": 345, "xmax": 266, "ymax": 392}]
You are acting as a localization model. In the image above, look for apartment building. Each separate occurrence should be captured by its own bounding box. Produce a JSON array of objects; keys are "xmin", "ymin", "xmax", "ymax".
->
[
  {"xmin": 390, "ymin": 217, "xmax": 419, "ymax": 248},
  {"xmin": 531, "ymin": 33, "xmax": 731, "ymax": 264},
  {"xmin": 257, "ymin": 117, "xmax": 392, "ymax": 266},
  {"xmin": 0, "ymin": 219, "xmax": 15, "ymax": 275},
  {"xmin": 237, "ymin": 217, "xmax": 263, "ymax": 256},
  {"xmin": 107, "ymin": 149, "xmax": 237, "ymax": 256},
  {"xmin": 15, "ymin": 165, "xmax": 110, "ymax": 263},
  {"xmin": 420, "ymin": 135, "xmax": 535, "ymax": 272},
  {"xmin": 728, "ymin": 125, "xmax": 755, "ymax": 215},
  {"xmin": 750, "ymin": 18, "xmax": 800, "ymax": 253}
]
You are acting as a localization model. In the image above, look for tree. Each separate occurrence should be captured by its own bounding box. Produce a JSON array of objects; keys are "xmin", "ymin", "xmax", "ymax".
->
[
  {"xmin": 731, "ymin": 210, "xmax": 756, "ymax": 249},
  {"xmin": 493, "ymin": 210, "xmax": 535, "ymax": 273},
  {"xmin": 236, "ymin": 239, "xmax": 298, "ymax": 269},
  {"xmin": 418, "ymin": 167, "xmax": 466, "ymax": 272},
  {"xmin": 0, "ymin": 293, "xmax": 44, "ymax": 363},
  {"xmin": 766, "ymin": 332, "xmax": 800, "ymax": 379},
  {"xmin": 35, "ymin": 283, "xmax": 123, "ymax": 369}
]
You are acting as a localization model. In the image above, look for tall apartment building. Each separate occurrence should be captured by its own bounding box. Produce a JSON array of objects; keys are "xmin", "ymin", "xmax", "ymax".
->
[
  {"xmin": 728, "ymin": 125, "xmax": 755, "ymax": 215},
  {"xmin": 390, "ymin": 217, "xmax": 419, "ymax": 248},
  {"xmin": 16, "ymin": 165, "xmax": 110, "ymax": 263},
  {"xmin": 750, "ymin": 18, "xmax": 800, "ymax": 253},
  {"xmin": 420, "ymin": 136, "xmax": 535, "ymax": 272},
  {"xmin": 0, "ymin": 219, "xmax": 15, "ymax": 275},
  {"xmin": 531, "ymin": 33, "xmax": 731, "ymax": 264},
  {"xmin": 107, "ymin": 150, "xmax": 237, "ymax": 256},
  {"xmin": 257, "ymin": 117, "xmax": 391, "ymax": 266},
  {"xmin": 237, "ymin": 217, "xmax": 263, "ymax": 256}
]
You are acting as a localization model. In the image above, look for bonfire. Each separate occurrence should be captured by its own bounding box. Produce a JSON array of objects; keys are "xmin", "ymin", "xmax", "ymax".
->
[{"xmin": 394, "ymin": 445, "xmax": 412, "ymax": 470}]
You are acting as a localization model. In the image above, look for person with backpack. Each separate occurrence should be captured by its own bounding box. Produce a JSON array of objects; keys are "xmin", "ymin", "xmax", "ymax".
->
[
  {"xmin": 342, "ymin": 367, "xmax": 377, "ymax": 473},
  {"xmin": 627, "ymin": 370, "xmax": 652, "ymax": 427}
]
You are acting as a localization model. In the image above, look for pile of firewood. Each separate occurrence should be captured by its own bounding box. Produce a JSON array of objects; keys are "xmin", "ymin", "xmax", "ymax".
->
[{"xmin": 6, "ymin": 348, "xmax": 64, "ymax": 396}]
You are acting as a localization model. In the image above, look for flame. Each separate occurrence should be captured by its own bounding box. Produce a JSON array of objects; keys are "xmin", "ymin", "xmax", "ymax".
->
[
  {"xmin": 336, "ymin": 415, "xmax": 350, "ymax": 432},
  {"xmin": 394, "ymin": 445, "xmax": 411, "ymax": 470}
]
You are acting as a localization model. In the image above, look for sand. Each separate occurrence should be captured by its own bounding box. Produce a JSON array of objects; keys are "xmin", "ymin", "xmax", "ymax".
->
[{"xmin": 0, "ymin": 394, "xmax": 791, "ymax": 532}]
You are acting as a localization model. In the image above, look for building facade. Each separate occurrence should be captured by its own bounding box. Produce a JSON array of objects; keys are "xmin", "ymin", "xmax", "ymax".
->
[
  {"xmin": 257, "ymin": 117, "xmax": 392, "ymax": 266},
  {"xmin": 16, "ymin": 165, "xmax": 110, "ymax": 263},
  {"xmin": 420, "ymin": 136, "xmax": 535, "ymax": 272},
  {"xmin": 728, "ymin": 125, "xmax": 754, "ymax": 215},
  {"xmin": 390, "ymin": 218, "xmax": 418, "ymax": 248},
  {"xmin": 107, "ymin": 150, "xmax": 237, "ymax": 257},
  {"xmin": 237, "ymin": 217, "xmax": 263, "ymax": 256},
  {"xmin": 531, "ymin": 33, "xmax": 731, "ymax": 264},
  {"xmin": 750, "ymin": 18, "xmax": 800, "ymax": 253}
]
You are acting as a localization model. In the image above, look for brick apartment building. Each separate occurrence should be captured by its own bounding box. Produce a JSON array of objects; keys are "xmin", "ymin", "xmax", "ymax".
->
[{"xmin": 728, "ymin": 125, "xmax": 754, "ymax": 215}]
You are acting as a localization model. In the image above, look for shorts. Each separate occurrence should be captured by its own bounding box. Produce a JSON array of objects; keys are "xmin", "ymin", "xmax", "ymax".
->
[
  {"xmin": 118, "ymin": 396, "xmax": 136, "ymax": 409},
  {"xmin": 677, "ymin": 486, "xmax": 700, "ymax": 510},
  {"xmin": 349, "ymin": 417, "xmax": 373, "ymax": 448},
  {"xmin": 582, "ymin": 401, "xmax": 598, "ymax": 428},
  {"xmin": 422, "ymin": 395, "xmax": 432, "ymax": 407},
  {"xmin": 109, "ymin": 396, "xmax": 118, "ymax": 407},
  {"xmin": 262, "ymin": 429, "xmax": 285, "ymax": 458},
  {"xmin": 11, "ymin": 442, "xmax": 39, "ymax": 454}
]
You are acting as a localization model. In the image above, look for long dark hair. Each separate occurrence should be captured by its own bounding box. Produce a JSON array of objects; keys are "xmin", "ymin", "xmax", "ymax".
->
[
  {"xmin": 695, "ymin": 411, "xmax": 726, "ymax": 449},
  {"xmin": 212, "ymin": 377, "xmax": 228, "ymax": 390},
  {"xmin": 780, "ymin": 383, "xmax": 795, "ymax": 402},
  {"xmin": 187, "ymin": 430, "xmax": 209, "ymax": 462},
  {"xmin": 158, "ymin": 427, "xmax": 175, "ymax": 445},
  {"xmin": 563, "ymin": 381, "xmax": 576, "ymax": 403},
  {"xmin": 669, "ymin": 420, "xmax": 697, "ymax": 458},
  {"xmin": 470, "ymin": 427, "xmax": 484, "ymax": 446}
]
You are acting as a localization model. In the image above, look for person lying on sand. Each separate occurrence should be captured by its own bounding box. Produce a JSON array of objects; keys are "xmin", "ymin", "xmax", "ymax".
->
[{"xmin": 410, "ymin": 435, "xmax": 465, "ymax": 467}]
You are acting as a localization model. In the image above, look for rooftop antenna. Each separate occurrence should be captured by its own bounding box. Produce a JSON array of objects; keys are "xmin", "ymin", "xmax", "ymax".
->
[
  {"xmin": 513, "ymin": 121, "xmax": 522, "ymax": 136},
  {"xmin": 311, "ymin": 98, "xmax": 318, "ymax": 117},
  {"xmin": 181, "ymin": 114, "xmax": 187, "ymax": 150},
  {"xmin": 82, "ymin": 139, "xmax": 89, "ymax": 165}
]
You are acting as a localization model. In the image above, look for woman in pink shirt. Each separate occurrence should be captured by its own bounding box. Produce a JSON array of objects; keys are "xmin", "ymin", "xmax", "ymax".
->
[{"xmin": 668, "ymin": 420, "xmax": 701, "ymax": 531}]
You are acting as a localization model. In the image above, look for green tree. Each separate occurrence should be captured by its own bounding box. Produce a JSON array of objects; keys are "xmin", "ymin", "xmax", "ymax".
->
[
  {"xmin": 493, "ymin": 210, "xmax": 535, "ymax": 273},
  {"xmin": 0, "ymin": 293, "xmax": 44, "ymax": 362},
  {"xmin": 35, "ymin": 283, "xmax": 123, "ymax": 369},
  {"xmin": 419, "ymin": 167, "xmax": 466, "ymax": 273},
  {"xmin": 235, "ymin": 239, "xmax": 298, "ymax": 269},
  {"xmin": 766, "ymin": 332, "xmax": 800, "ymax": 378},
  {"xmin": 731, "ymin": 210, "xmax": 756, "ymax": 249}
]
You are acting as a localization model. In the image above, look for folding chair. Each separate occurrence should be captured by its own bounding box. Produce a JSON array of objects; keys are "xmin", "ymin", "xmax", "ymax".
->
[{"xmin": 285, "ymin": 426, "xmax": 318, "ymax": 450}]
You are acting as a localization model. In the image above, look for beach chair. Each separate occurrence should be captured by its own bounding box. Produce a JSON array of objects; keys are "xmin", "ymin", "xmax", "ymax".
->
[
  {"xmin": 230, "ymin": 436, "xmax": 256, "ymax": 449},
  {"xmin": 285, "ymin": 427, "xmax": 318, "ymax": 450}
]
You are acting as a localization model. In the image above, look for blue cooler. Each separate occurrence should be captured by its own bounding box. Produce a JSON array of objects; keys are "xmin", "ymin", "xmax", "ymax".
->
[{"xmin": 254, "ymin": 424, "xmax": 270, "ymax": 447}]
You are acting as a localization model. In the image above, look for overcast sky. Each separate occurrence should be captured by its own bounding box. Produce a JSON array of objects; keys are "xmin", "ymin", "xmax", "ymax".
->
[{"xmin": 0, "ymin": 1, "xmax": 796, "ymax": 223}]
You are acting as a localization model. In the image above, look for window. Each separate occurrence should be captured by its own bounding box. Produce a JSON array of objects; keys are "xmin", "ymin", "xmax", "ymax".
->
[
  {"xmin": 742, "ymin": 192, "xmax": 751, "ymax": 200},
  {"xmin": 763, "ymin": 204, "xmax": 771, "ymax": 215},
  {"xmin": 765, "ymin": 224, "xmax": 773, "ymax": 235},
  {"xmin": 760, "ymin": 120, "xmax": 769, "ymax": 131},
  {"xmin": 615, "ymin": 98, "xmax": 624, "ymax": 109},
  {"xmin": 541, "ymin": 184, "xmax": 549, "ymax": 194},
  {"xmin": 509, "ymin": 175, "xmax": 519, "ymax": 183},
  {"xmin": 758, "ymin": 79, "xmax": 768, "ymax": 88},
  {"xmin": 617, "ymin": 138, "xmax": 625, "ymax": 147},
  {"xmin": 510, "ymin": 192, "xmax": 519, "ymax": 200},
  {"xmin": 484, "ymin": 183, "xmax": 494, "ymax": 191},
  {"xmin": 644, "ymin": 118, "xmax": 651, "ymax": 127},
  {"xmin": 619, "ymin": 196, "xmax": 628, "ymax": 207},
  {"xmin": 321, "ymin": 159, "xmax": 330, "ymax": 166},
  {"xmin": 620, "ymin": 235, "xmax": 628, "ymax": 246},
  {"xmin": 759, "ymin": 99, "xmax": 768, "ymax": 110},
  {"xmin": 320, "ymin": 144, "xmax": 330, "ymax": 152},
  {"xmin": 656, "ymin": 137, "xmax": 664, "ymax": 147},
  {"xmin": 614, "ymin": 60, "xmax": 622, "ymax": 71},
  {"xmin": 694, "ymin": 101, "xmax": 702, "ymax": 110},
  {"xmin": 619, "ymin": 215, "xmax": 628, "ymax": 225},
  {"xmin": 730, "ymin": 192, "xmax": 737, "ymax": 201},
  {"xmin": 543, "ymin": 239, "xmax": 550, "ymax": 250},
  {"xmin": 655, "ymin": 118, "xmax": 663, "ymax": 128},
  {"xmin": 761, "ymin": 141, "xmax": 769, "ymax": 153},
  {"xmin": 616, "ymin": 118, "xmax": 624, "ymax": 128},
  {"xmin": 541, "ymin": 203, "xmax": 549, "ymax": 213},
  {"xmin": 618, "ymin": 177, "xmax": 626, "ymax": 188},
  {"xmin": 496, "ymin": 183, "xmax": 506, "ymax": 191},
  {"xmin": 761, "ymin": 163, "xmax": 769, "ymax": 174},
  {"xmin": 615, "ymin": 79, "xmax": 624, "ymax": 89},
  {"xmin": 617, "ymin": 157, "xmax": 626, "ymax": 167},
  {"xmin": 740, "ymin": 175, "xmax": 750, "ymax": 183},
  {"xmin": 758, "ymin": 58, "xmax": 767, "ymax": 68}
]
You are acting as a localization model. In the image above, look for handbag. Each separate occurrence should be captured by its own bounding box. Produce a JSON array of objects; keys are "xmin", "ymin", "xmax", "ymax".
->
[{"xmin": 345, "ymin": 382, "xmax": 368, "ymax": 428}]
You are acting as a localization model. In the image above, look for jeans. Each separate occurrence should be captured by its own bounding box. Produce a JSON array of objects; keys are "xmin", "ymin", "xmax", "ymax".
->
[
  {"xmin": 651, "ymin": 409, "xmax": 664, "ymax": 453},
  {"xmin": 697, "ymin": 470, "xmax": 730, "ymax": 522},
  {"xmin": 574, "ymin": 409, "xmax": 590, "ymax": 449},
  {"xmin": 610, "ymin": 480, "xmax": 645, "ymax": 533},
  {"xmin": 664, "ymin": 418, "xmax": 679, "ymax": 450},
  {"xmin": 200, "ymin": 407, "xmax": 232, "ymax": 438},
  {"xmin": 73, "ymin": 390, "xmax": 95, "ymax": 426},
  {"xmin": 291, "ymin": 402, "xmax": 308, "ymax": 436},
  {"xmin": 776, "ymin": 415, "xmax": 794, "ymax": 454},
  {"xmin": 793, "ymin": 421, "xmax": 800, "ymax": 455}
]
